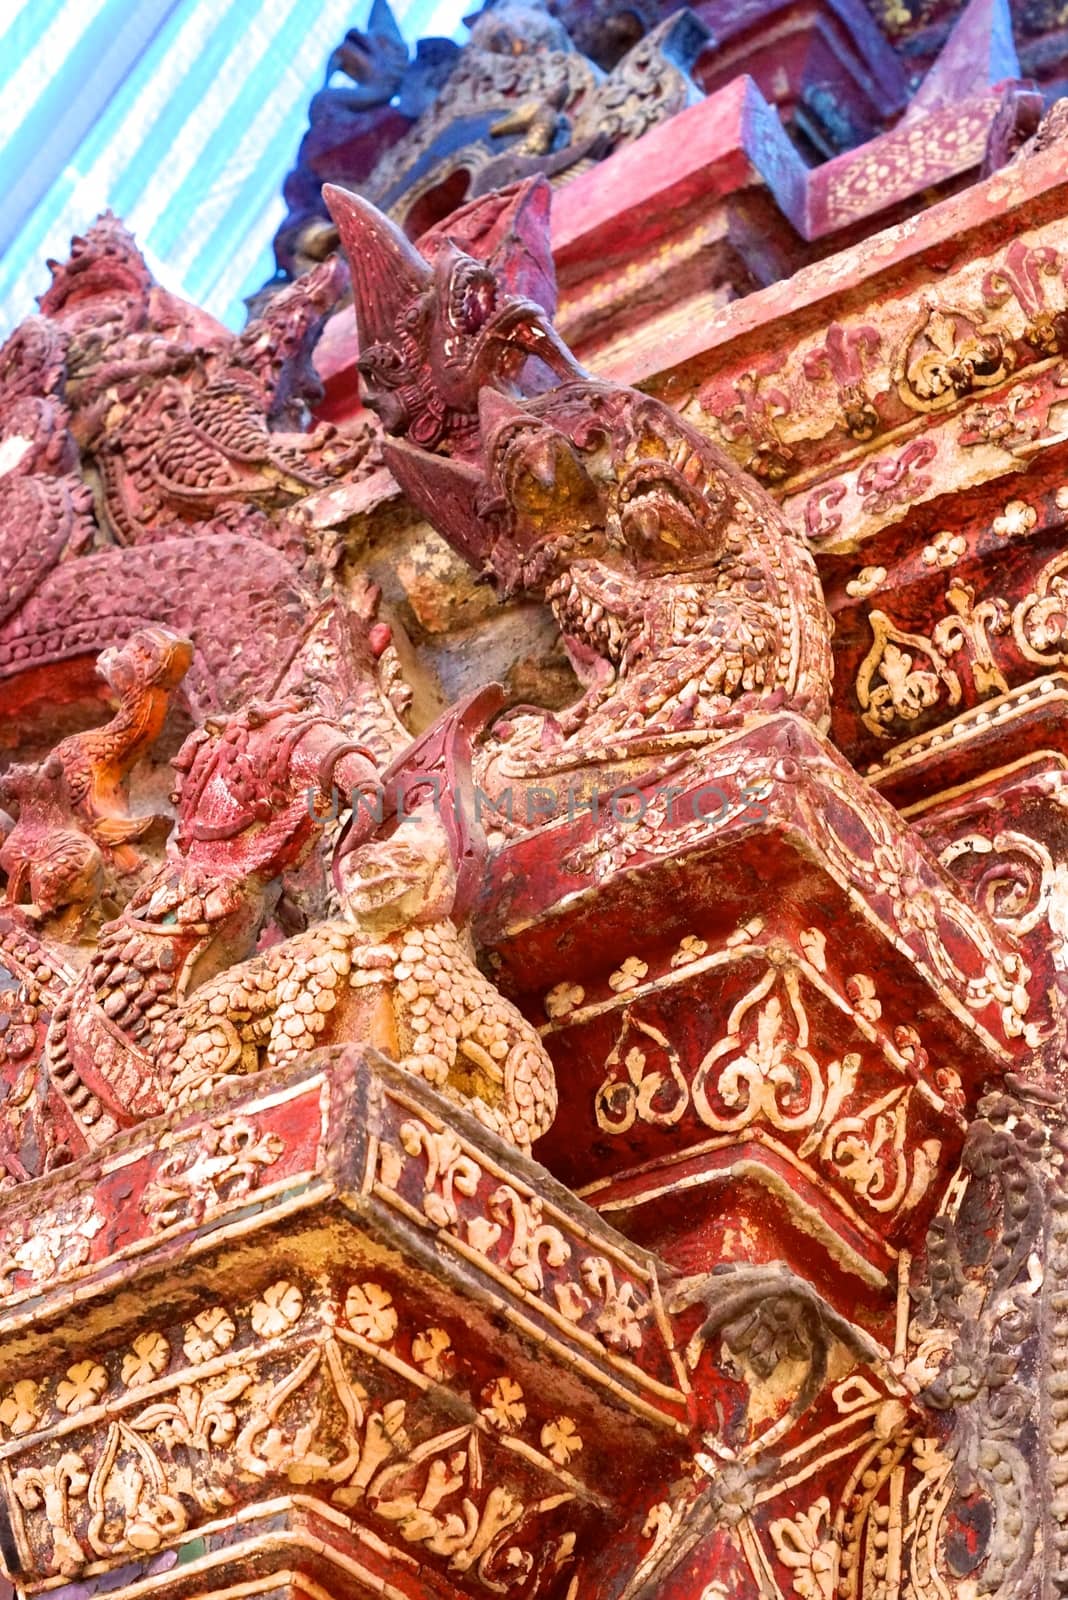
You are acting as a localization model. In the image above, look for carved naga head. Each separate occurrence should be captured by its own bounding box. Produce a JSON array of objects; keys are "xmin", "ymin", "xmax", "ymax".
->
[
  {"xmin": 229, "ymin": 254, "xmax": 350, "ymax": 426},
  {"xmin": 324, "ymin": 177, "xmax": 581, "ymax": 451},
  {"xmin": 474, "ymin": 388, "xmax": 607, "ymax": 595},
  {"xmin": 39, "ymin": 213, "xmax": 152, "ymax": 349},
  {"xmin": 96, "ymin": 627, "xmax": 194, "ymax": 701}
]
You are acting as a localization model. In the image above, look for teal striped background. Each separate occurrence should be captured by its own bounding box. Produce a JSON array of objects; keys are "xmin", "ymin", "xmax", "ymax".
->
[{"xmin": 0, "ymin": 0, "xmax": 465, "ymax": 333}]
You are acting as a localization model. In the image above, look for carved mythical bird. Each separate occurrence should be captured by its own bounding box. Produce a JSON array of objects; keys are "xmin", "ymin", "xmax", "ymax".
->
[
  {"xmin": 157, "ymin": 805, "xmax": 556, "ymax": 1151},
  {"xmin": 41, "ymin": 691, "xmax": 387, "ymax": 1147},
  {"xmin": 0, "ymin": 628, "xmax": 193, "ymax": 932},
  {"xmin": 324, "ymin": 178, "xmax": 832, "ymax": 786},
  {"xmin": 152, "ymin": 687, "xmax": 556, "ymax": 1152}
]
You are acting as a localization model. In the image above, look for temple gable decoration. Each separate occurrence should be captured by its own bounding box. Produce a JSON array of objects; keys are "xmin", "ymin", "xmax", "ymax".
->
[{"xmin": 9, "ymin": 3, "xmax": 1068, "ymax": 1597}]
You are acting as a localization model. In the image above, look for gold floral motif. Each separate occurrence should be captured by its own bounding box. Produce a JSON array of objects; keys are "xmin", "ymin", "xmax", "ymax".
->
[
  {"xmin": 120, "ymin": 1333, "xmax": 170, "ymax": 1389},
  {"xmin": 940, "ymin": 829, "xmax": 1054, "ymax": 940},
  {"xmin": 691, "ymin": 969, "xmax": 858, "ymax": 1140},
  {"xmin": 856, "ymin": 610, "xmax": 961, "ymax": 737},
  {"xmin": 7, "ymin": 1325, "xmax": 580, "ymax": 1590},
  {"xmin": 960, "ymin": 386, "xmax": 1043, "ymax": 455},
  {"xmin": 481, "ymin": 1376, "xmax": 527, "ymax": 1431},
  {"xmin": 0, "ymin": 1194, "xmax": 105, "ymax": 1296},
  {"xmin": 13, "ymin": 1454, "xmax": 91, "ymax": 1575},
  {"xmin": 412, "ymin": 1326, "xmax": 454, "ymax": 1380},
  {"xmin": 637, "ymin": 1498, "xmax": 686, "ymax": 1586},
  {"xmin": 592, "ymin": 962, "xmax": 944, "ymax": 1222},
  {"xmin": 769, "ymin": 1496, "xmax": 837, "ymax": 1600},
  {"xmin": 857, "ymin": 578, "xmax": 1011, "ymax": 737},
  {"xmin": 249, "ymin": 1280, "xmax": 304, "ymax": 1337},
  {"xmin": 235, "ymin": 1338, "xmax": 407, "ymax": 1492},
  {"xmin": 608, "ymin": 957, "xmax": 649, "ymax": 993},
  {"xmin": 141, "ymin": 1117, "xmax": 285, "ymax": 1234},
  {"xmin": 136, "ymin": 1372, "xmax": 250, "ymax": 1454},
  {"xmin": 181, "ymin": 1307, "xmax": 235, "ymax": 1365},
  {"xmin": 1014, "ymin": 551, "xmax": 1068, "ymax": 665},
  {"xmin": 388, "ymin": 1113, "xmax": 654, "ymax": 1358},
  {"xmin": 921, "ymin": 531, "xmax": 966, "ymax": 568},
  {"xmin": 845, "ymin": 973, "xmax": 881, "ymax": 1022},
  {"xmin": 368, "ymin": 1424, "xmax": 561, "ymax": 1584},
  {"xmin": 894, "ymin": 301, "xmax": 1012, "ymax": 413},
  {"xmin": 933, "ymin": 580, "xmax": 1010, "ymax": 696},
  {"xmin": 541, "ymin": 1416, "xmax": 583, "ymax": 1464},
  {"xmin": 595, "ymin": 1011, "xmax": 689, "ymax": 1134},
  {"xmin": 845, "ymin": 566, "xmax": 887, "ymax": 599},
  {"xmin": 344, "ymin": 1282, "xmax": 399, "ymax": 1344},
  {"xmin": 555, "ymin": 1256, "xmax": 651, "ymax": 1353},
  {"xmin": 993, "ymin": 499, "xmax": 1038, "ymax": 539},
  {"xmin": 399, "ymin": 1120, "xmax": 482, "ymax": 1228},
  {"xmin": 822, "ymin": 1091, "xmax": 940, "ymax": 1214},
  {"xmin": 670, "ymin": 935, "xmax": 708, "ymax": 967},
  {"xmin": 544, "ymin": 982, "xmax": 584, "ymax": 1019},
  {"xmin": 483, "ymin": 1185, "xmax": 571, "ymax": 1293},
  {"xmin": 84, "ymin": 1421, "xmax": 188, "ymax": 1556},
  {"xmin": 0, "ymin": 1378, "xmax": 40, "ymax": 1436},
  {"xmin": 55, "ymin": 1362, "xmax": 108, "ymax": 1416}
]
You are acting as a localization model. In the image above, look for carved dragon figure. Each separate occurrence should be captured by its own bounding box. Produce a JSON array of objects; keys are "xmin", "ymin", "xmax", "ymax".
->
[
  {"xmin": 5, "ymin": 658, "xmax": 555, "ymax": 1165},
  {"xmin": 324, "ymin": 177, "xmax": 832, "ymax": 793},
  {"xmin": 43, "ymin": 218, "xmax": 372, "ymax": 546}
]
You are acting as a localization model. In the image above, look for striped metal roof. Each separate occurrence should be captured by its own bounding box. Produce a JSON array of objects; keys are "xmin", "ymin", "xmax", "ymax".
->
[{"xmin": 0, "ymin": 0, "xmax": 467, "ymax": 334}]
